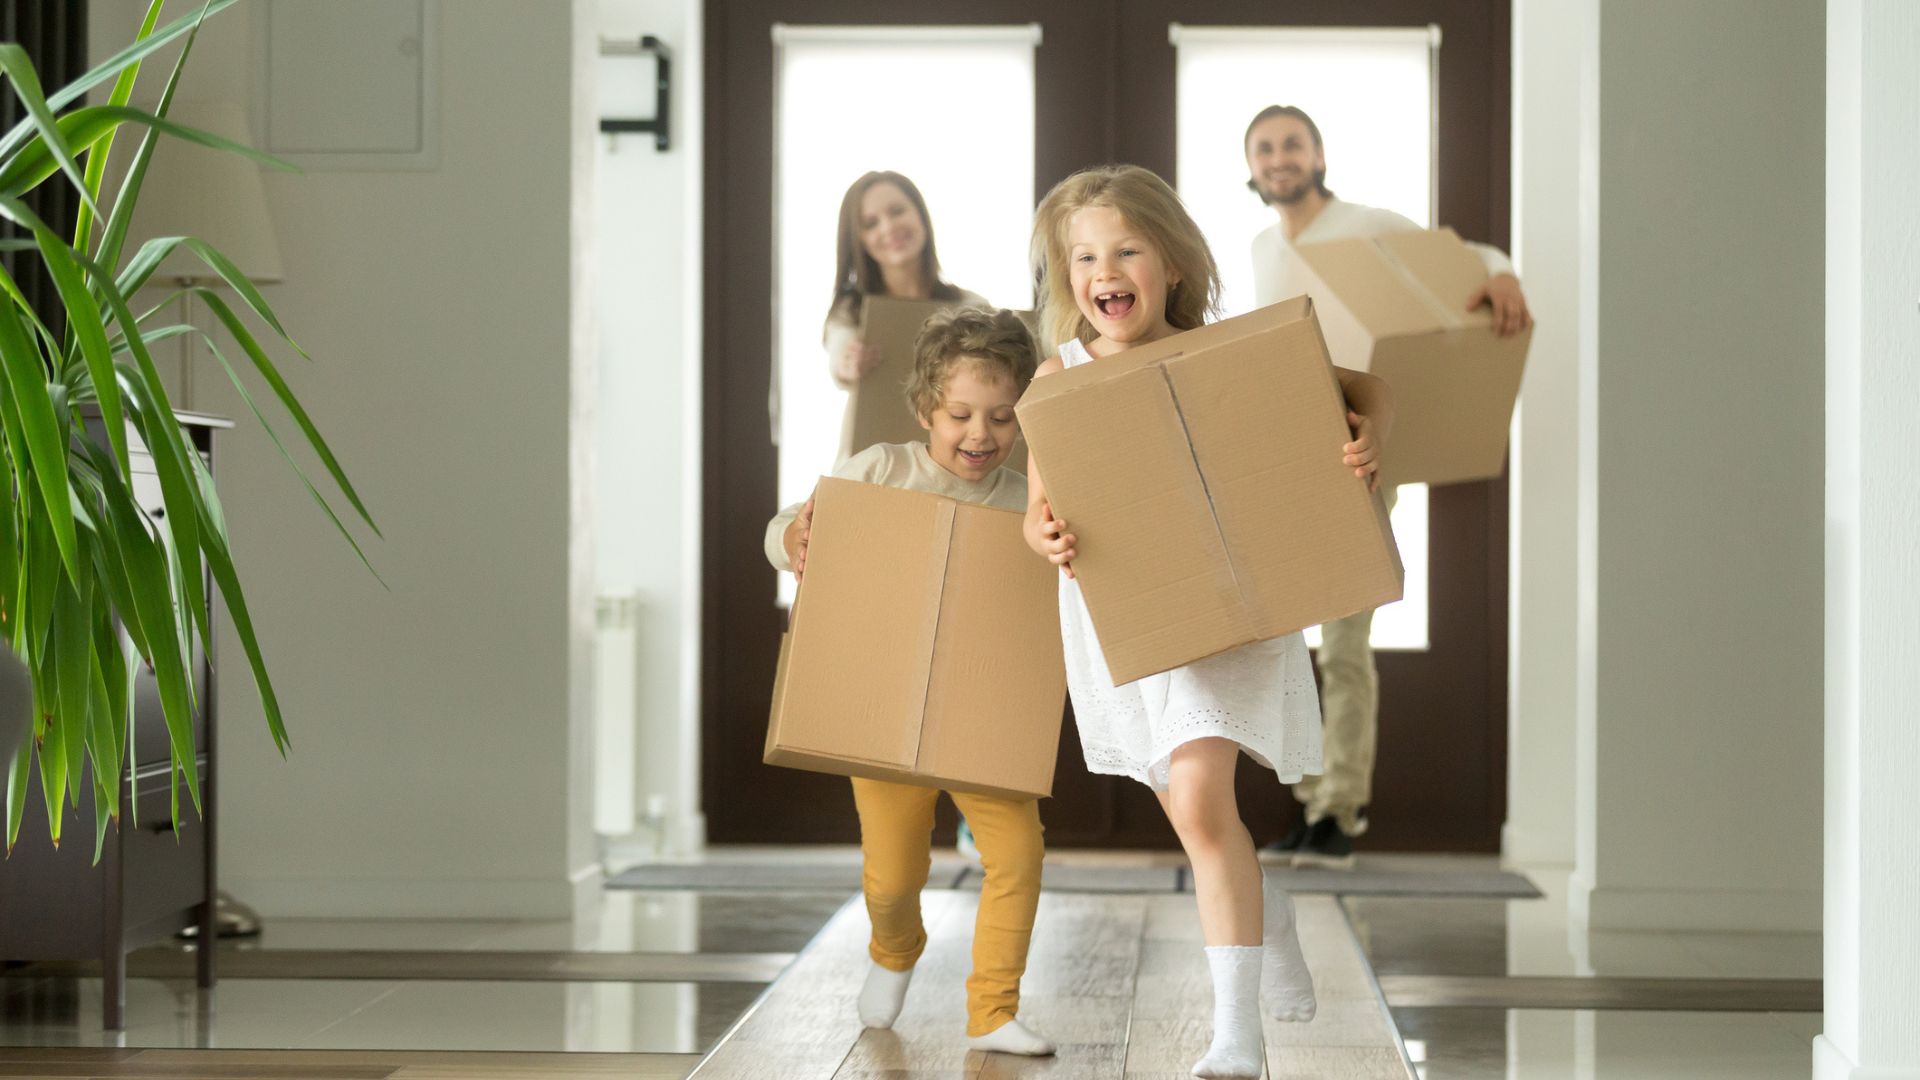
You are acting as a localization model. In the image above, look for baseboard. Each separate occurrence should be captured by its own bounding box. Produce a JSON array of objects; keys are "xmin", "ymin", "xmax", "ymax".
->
[
  {"xmin": 1815, "ymin": 1035, "xmax": 1920, "ymax": 1080},
  {"xmin": 1570, "ymin": 878, "xmax": 1820, "ymax": 932},
  {"xmin": 1501, "ymin": 821, "xmax": 1574, "ymax": 866},
  {"xmin": 225, "ymin": 875, "xmax": 586, "ymax": 919}
]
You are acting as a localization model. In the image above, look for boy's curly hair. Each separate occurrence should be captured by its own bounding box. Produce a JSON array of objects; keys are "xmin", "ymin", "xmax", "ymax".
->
[{"xmin": 905, "ymin": 306, "xmax": 1040, "ymax": 420}]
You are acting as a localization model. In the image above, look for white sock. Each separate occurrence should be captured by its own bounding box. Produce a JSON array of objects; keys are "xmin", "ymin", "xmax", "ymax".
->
[
  {"xmin": 967, "ymin": 1016, "xmax": 1056, "ymax": 1056},
  {"xmin": 1192, "ymin": 945, "xmax": 1264, "ymax": 1078},
  {"xmin": 1262, "ymin": 874, "xmax": 1317, "ymax": 1021},
  {"xmin": 857, "ymin": 961, "xmax": 913, "ymax": 1029}
]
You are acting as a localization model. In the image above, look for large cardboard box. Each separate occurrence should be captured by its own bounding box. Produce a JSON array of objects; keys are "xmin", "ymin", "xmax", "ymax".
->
[
  {"xmin": 840, "ymin": 297, "xmax": 1033, "ymax": 472},
  {"xmin": 1014, "ymin": 297, "xmax": 1403, "ymax": 686},
  {"xmin": 764, "ymin": 476, "xmax": 1065, "ymax": 800},
  {"xmin": 1285, "ymin": 227, "xmax": 1533, "ymax": 487}
]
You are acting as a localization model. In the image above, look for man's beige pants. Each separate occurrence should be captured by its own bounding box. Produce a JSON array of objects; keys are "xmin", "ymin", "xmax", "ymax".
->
[{"xmin": 1292, "ymin": 486, "xmax": 1398, "ymax": 835}]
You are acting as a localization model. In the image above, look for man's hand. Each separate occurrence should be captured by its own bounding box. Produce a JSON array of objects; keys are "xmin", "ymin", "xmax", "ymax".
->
[
  {"xmin": 783, "ymin": 497, "xmax": 816, "ymax": 580},
  {"xmin": 1468, "ymin": 273, "xmax": 1532, "ymax": 337}
]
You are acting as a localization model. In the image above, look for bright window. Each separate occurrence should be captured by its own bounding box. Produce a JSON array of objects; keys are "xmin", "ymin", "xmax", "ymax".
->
[{"xmin": 1173, "ymin": 24, "xmax": 1436, "ymax": 650}]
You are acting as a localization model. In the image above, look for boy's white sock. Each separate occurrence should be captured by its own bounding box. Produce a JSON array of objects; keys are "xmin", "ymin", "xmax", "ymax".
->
[
  {"xmin": 967, "ymin": 1016, "xmax": 1056, "ymax": 1056},
  {"xmin": 1192, "ymin": 945, "xmax": 1264, "ymax": 1078},
  {"xmin": 1263, "ymin": 874, "xmax": 1318, "ymax": 1021},
  {"xmin": 857, "ymin": 961, "xmax": 913, "ymax": 1029}
]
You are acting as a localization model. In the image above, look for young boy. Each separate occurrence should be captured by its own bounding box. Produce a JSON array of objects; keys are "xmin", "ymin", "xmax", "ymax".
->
[{"xmin": 764, "ymin": 306, "xmax": 1053, "ymax": 1056}]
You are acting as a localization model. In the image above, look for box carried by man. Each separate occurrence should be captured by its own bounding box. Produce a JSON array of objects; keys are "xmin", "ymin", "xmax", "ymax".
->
[
  {"xmin": 764, "ymin": 477, "xmax": 1066, "ymax": 800},
  {"xmin": 1015, "ymin": 297, "xmax": 1404, "ymax": 686},
  {"xmin": 1284, "ymin": 227, "xmax": 1533, "ymax": 488}
]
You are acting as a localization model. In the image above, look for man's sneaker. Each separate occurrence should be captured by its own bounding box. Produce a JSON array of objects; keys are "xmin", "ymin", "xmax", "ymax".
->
[
  {"xmin": 1263, "ymin": 819, "xmax": 1312, "ymax": 855},
  {"xmin": 1290, "ymin": 817, "xmax": 1357, "ymax": 869}
]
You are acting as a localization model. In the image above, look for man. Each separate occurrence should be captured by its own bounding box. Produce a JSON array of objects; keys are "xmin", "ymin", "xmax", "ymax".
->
[{"xmin": 1244, "ymin": 104, "xmax": 1531, "ymax": 865}]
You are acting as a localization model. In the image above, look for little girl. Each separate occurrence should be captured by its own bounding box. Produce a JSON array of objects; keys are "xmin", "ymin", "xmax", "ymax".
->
[
  {"xmin": 1022, "ymin": 166, "xmax": 1393, "ymax": 1079},
  {"xmin": 767, "ymin": 306, "xmax": 1055, "ymax": 1057}
]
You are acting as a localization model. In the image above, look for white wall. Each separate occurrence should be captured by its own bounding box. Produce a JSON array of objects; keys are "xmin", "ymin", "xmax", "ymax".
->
[
  {"xmin": 1573, "ymin": 0, "xmax": 1825, "ymax": 931},
  {"xmin": 591, "ymin": 0, "xmax": 704, "ymax": 856},
  {"xmin": 1818, "ymin": 2, "xmax": 1920, "ymax": 1074},
  {"xmin": 89, "ymin": 0, "xmax": 599, "ymax": 917}
]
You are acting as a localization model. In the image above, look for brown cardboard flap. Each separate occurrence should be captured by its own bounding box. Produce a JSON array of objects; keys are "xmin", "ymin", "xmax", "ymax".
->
[
  {"xmin": 764, "ymin": 478, "xmax": 1066, "ymax": 799},
  {"xmin": 1021, "ymin": 364, "xmax": 1251, "ymax": 681},
  {"xmin": 779, "ymin": 477, "xmax": 952, "ymax": 768},
  {"xmin": 1016, "ymin": 298, "xmax": 1405, "ymax": 685},
  {"xmin": 1166, "ymin": 315, "xmax": 1401, "ymax": 639},
  {"xmin": 1291, "ymin": 239, "xmax": 1446, "ymax": 339},
  {"xmin": 1372, "ymin": 325, "xmax": 1533, "ymax": 488},
  {"xmin": 917, "ymin": 506, "xmax": 1065, "ymax": 797},
  {"xmin": 844, "ymin": 297, "xmax": 950, "ymax": 458},
  {"xmin": 1374, "ymin": 228, "xmax": 1495, "ymax": 325}
]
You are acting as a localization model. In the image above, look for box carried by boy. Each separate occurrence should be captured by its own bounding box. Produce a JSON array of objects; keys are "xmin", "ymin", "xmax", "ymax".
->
[
  {"xmin": 1284, "ymin": 226, "xmax": 1534, "ymax": 488},
  {"xmin": 764, "ymin": 477, "xmax": 1066, "ymax": 800},
  {"xmin": 1015, "ymin": 297, "xmax": 1404, "ymax": 686}
]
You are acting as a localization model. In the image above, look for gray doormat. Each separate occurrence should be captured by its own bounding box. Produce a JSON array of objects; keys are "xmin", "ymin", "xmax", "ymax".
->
[
  {"xmin": 608, "ymin": 858, "xmax": 968, "ymax": 892},
  {"xmin": 610, "ymin": 858, "xmax": 1538, "ymax": 899},
  {"xmin": 951, "ymin": 863, "xmax": 1538, "ymax": 898}
]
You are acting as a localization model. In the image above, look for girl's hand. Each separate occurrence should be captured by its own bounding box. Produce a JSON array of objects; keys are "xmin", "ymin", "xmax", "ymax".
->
[
  {"xmin": 1037, "ymin": 500, "xmax": 1077, "ymax": 579},
  {"xmin": 784, "ymin": 497, "xmax": 816, "ymax": 579},
  {"xmin": 834, "ymin": 338, "xmax": 884, "ymax": 383},
  {"xmin": 1344, "ymin": 411, "xmax": 1384, "ymax": 493}
]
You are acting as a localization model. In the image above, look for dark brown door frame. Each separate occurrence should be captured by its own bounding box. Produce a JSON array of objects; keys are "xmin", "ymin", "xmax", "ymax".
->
[{"xmin": 703, "ymin": 0, "xmax": 1510, "ymax": 850}]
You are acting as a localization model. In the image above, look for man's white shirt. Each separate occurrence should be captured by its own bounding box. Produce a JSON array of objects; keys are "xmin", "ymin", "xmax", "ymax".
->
[{"xmin": 1250, "ymin": 197, "xmax": 1515, "ymax": 309}]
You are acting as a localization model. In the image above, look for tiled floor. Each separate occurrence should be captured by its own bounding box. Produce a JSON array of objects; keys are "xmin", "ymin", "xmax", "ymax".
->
[{"xmin": 0, "ymin": 853, "xmax": 1825, "ymax": 1078}]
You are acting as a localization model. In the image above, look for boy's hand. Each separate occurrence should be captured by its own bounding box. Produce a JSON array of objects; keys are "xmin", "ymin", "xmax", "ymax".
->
[
  {"xmin": 835, "ymin": 338, "xmax": 884, "ymax": 382},
  {"xmin": 1343, "ymin": 411, "xmax": 1384, "ymax": 493},
  {"xmin": 1468, "ymin": 273, "xmax": 1533, "ymax": 337},
  {"xmin": 1038, "ymin": 500, "xmax": 1077, "ymax": 579},
  {"xmin": 784, "ymin": 498, "xmax": 816, "ymax": 579}
]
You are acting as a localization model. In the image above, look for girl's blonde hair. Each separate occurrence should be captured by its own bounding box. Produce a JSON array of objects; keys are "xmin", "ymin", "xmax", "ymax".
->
[{"xmin": 1030, "ymin": 165, "xmax": 1220, "ymax": 353}]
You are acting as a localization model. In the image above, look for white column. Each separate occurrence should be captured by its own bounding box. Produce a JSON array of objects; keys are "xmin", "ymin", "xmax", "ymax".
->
[
  {"xmin": 1571, "ymin": 0, "xmax": 1825, "ymax": 932},
  {"xmin": 1816, "ymin": 1, "xmax": 1920, "ymax": 1074},
  {"xmin": 1504, "ymin": 0, "xmax": 1587, "ymax": 869}
]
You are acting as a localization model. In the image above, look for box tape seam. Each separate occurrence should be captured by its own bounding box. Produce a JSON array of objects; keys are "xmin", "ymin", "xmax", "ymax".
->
[
  {"xmin": 1158, "ymin": 362, "xmax": 1251, "ymax": 627},
  {"xmin": 912, "ymin": 500, "xmax": 956, "ymax": 772}
]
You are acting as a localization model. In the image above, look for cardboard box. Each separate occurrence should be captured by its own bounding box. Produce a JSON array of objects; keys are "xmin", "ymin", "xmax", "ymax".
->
[
  {"xmin": 840, "ymin": 297, "xmax": 1033, "ymax": 473},
  {"xmin": 764, "ymin": 476, "xmax": 1065, "ymax": 800},
  {"xmin": 1285, "ymin": 227, "xmax": 1533, "ymax": 487},
  {"xmin": 1014, "ymin": 297, "xmax": 1404, "ymax": 686}
]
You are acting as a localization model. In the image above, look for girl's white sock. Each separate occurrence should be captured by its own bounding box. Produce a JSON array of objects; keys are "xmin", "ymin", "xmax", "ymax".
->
[
  {"xmin": 967, "ymin": 1016, "xmax": 1056, "ymax": 1056},
  {"xmin": 1263, "ymin": 874, "xmax": 1318, "ymax": 1021},
  {"xmin": 857, "ymin": 961, "xmax": 913, "ymax": 1029},
  {"xmin": 1192, "ymin": 945, "xmax": 1264, "ymax": 1078}
]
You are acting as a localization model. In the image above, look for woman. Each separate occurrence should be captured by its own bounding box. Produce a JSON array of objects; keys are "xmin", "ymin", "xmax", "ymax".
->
[{"xmin": 824, "ymin": 173, "xmax": 988, "ymax": 450}]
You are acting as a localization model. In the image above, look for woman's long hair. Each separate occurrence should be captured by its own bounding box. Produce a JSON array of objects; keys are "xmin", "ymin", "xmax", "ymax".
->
[
  {"xmin": 828, "ymin": 171, "xmax": 962, "ymax": 328},
  {"xmin": 1030, "ymin": 164, "xmax": 1220, "ymax": 351}
]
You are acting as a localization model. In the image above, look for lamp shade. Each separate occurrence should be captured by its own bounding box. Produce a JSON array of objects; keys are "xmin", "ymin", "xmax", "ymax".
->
[{"xmin": 124, "ymin": 102, "xmax": 283, "ymax": 285}]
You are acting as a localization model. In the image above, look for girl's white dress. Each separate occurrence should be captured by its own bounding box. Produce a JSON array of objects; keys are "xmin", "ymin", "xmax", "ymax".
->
[{"xmin": 1054, "ymin": 338, "xmax": 1324, "ymax": 791}]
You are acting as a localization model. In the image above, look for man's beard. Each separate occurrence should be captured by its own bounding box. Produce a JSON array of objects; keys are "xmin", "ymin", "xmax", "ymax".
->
[{"xmin": 1262, "ymin": 173, "xmax": 1314, "ymax": 205}]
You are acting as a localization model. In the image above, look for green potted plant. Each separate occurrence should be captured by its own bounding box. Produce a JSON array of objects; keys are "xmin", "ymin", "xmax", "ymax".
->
[{"xmin": 0, "ymin": 0, "xmax": 375, "ymax": 856}]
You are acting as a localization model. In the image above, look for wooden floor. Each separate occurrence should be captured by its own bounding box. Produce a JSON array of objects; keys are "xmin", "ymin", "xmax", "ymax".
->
[
  {"xmin": 690, "ymin": 891, "xmax": 1414, "ymax": 1079},
  {"xmin": 0, "ymin": 1047, "xmax": 700, "ymax": 1078}
]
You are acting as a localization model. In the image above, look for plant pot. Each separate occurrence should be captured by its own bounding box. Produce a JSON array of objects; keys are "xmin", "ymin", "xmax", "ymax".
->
[{"xmin": 0, "ymin": 647, "xmax": 29, "ymax": 761}]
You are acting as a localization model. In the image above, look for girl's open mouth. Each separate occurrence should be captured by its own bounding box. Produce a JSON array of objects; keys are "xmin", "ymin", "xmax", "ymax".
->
[{"xmin": 1095, "ymin": 291, "xmax": 1136, "ymax": 319}]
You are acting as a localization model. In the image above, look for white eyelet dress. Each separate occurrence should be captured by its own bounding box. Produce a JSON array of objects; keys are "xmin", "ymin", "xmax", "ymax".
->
[{"xmin": 1053, "ymin": 338, "xmax": 1324, "ymax": 792}]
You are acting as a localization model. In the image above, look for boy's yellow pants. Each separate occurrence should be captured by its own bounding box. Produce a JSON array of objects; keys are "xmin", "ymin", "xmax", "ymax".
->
[{"xmin": 850, "ymin": 777, "xmax": 1044, "ymax": 1037}]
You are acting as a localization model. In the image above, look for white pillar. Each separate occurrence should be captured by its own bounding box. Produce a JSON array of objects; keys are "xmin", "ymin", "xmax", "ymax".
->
[
  {"xmin": 1570, "ymin": 0, "xmax": 1825, "ymax": 932},
  {"xmin": 1816, "ymin": 1, "xmax": 1920, "ymax": 1074},
  {"xmin": 1504, "ymin": 0, "xmax": 1587, "ymax": 869}
]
